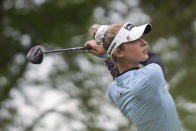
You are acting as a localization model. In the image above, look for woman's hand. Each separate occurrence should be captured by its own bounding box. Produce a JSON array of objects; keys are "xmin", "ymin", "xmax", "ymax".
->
[{"xmin": 85, "ymin": 40, "xmax": 106, "ymax": 56}]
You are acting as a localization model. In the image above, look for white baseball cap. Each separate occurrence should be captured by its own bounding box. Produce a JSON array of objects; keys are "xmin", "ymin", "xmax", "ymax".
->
[{"xmin": 107, "ymin": 23, "xmax": 152, "ymax": 56}]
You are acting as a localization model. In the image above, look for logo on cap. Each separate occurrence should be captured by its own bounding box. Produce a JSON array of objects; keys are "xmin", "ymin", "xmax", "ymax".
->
[
  {"xmin": 124, "ymin": 24, "xmax": 134, "ymax": 31},
  {"xmin": 126, "ymin": 35, "xmax": 131, "ymax": 41}
]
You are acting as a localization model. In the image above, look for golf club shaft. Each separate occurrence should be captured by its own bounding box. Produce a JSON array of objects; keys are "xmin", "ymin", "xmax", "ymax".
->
[{"xmin": 43, "ymin": 46, "xmax": 91, "ymax": 54}]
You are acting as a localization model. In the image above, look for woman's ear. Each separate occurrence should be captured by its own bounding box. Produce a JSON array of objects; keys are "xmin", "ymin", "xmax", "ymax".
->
[{"xmin": 113, "ymin": 48, "xmax": 124, "ymax": 58}]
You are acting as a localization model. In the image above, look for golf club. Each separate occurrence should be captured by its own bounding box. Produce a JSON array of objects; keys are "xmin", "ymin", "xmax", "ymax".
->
[{"xmin": 26, "ymin": 45, "xmax": 91, "ymax": 64}]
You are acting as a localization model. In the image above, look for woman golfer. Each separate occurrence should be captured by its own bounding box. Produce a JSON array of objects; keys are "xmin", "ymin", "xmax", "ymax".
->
[{"xmin": 85, "ymin": 22, "xmax": 181, "ymax": 131}]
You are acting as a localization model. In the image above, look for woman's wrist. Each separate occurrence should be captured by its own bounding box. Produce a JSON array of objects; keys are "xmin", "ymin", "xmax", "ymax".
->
[{"xmin": 98, "ymin": 54, "xmax": 110, "ymax": 60}]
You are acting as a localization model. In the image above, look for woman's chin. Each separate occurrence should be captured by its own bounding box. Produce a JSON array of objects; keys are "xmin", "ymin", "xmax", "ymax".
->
[{"xmin": 142, "ymin": 54, "xmax": 149, "ymax": 61}]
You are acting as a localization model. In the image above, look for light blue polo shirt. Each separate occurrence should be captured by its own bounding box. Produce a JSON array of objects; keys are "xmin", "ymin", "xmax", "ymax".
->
[{"xmin": 108, "ymin": 63, "xmax": 181, "ymax": 131}]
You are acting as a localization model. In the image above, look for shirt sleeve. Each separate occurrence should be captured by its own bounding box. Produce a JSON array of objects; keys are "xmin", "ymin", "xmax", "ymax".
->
[
  {"xmin": 144, "ymin": 63, "xmax": 165, "ymax": 88},
  {"xmin": 133, "ymin": 63, "xmax": 166, "ymax": 97},
  {"xmin": 108, "ymin": 83, "xmax": 115, "ymax": 104}
]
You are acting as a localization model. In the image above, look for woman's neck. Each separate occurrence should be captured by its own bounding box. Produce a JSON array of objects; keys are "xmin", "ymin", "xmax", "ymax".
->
[{"xmin": 117, "ymin": 61, "xmax": 139, "ymax": 74}]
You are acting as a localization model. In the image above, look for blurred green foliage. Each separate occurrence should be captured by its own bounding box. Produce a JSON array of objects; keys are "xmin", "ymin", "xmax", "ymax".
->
[{"xmin": 0, "ymin": 0, "xmax": 196, "ymax": 130}]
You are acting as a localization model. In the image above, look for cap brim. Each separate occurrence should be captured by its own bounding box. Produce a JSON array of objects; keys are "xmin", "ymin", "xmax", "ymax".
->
[{"xmin": 129, "ymin": 23, "xmax": 152, "ymax": 41}]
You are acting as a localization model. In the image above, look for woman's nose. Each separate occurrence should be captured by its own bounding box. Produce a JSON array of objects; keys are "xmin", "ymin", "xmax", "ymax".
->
[{"xmin": 140, "ymin": 38, "xmax": 147, "ymax": 47}]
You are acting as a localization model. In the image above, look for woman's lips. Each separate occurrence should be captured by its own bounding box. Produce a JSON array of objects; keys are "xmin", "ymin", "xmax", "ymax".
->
[{"xmin": 143, "ymin": 48, "xmax": 147, "ymax": 54}]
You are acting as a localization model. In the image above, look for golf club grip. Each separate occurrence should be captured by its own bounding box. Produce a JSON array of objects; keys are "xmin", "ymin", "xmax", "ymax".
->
[
  {"xmin": 82, "ymin": 45, "xmax": 91, "ymax": 50},
  {"xmin": 43, "ymin": 46, "xmax": 91, "ymax": 53}
]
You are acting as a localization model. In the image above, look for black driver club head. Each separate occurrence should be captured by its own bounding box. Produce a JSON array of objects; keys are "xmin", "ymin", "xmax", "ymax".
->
[{"xmin": 26, "ymin": 46, "xmax": 44, "ymax": 64}]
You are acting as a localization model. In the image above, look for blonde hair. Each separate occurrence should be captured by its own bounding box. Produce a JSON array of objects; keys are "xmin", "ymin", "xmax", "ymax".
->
[
  {"xmin": 89, "ymin": 22, "xmax": 125, "ymax": 51},
  {"xmin": 89, "ymin": 23, "xmax": 124, "ymax": 78}
]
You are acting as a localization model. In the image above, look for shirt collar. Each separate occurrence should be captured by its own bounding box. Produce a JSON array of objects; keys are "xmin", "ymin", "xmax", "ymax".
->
[{"xmin": 115, "ymin": 67, "xmax": 139, "ymax": 82}]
